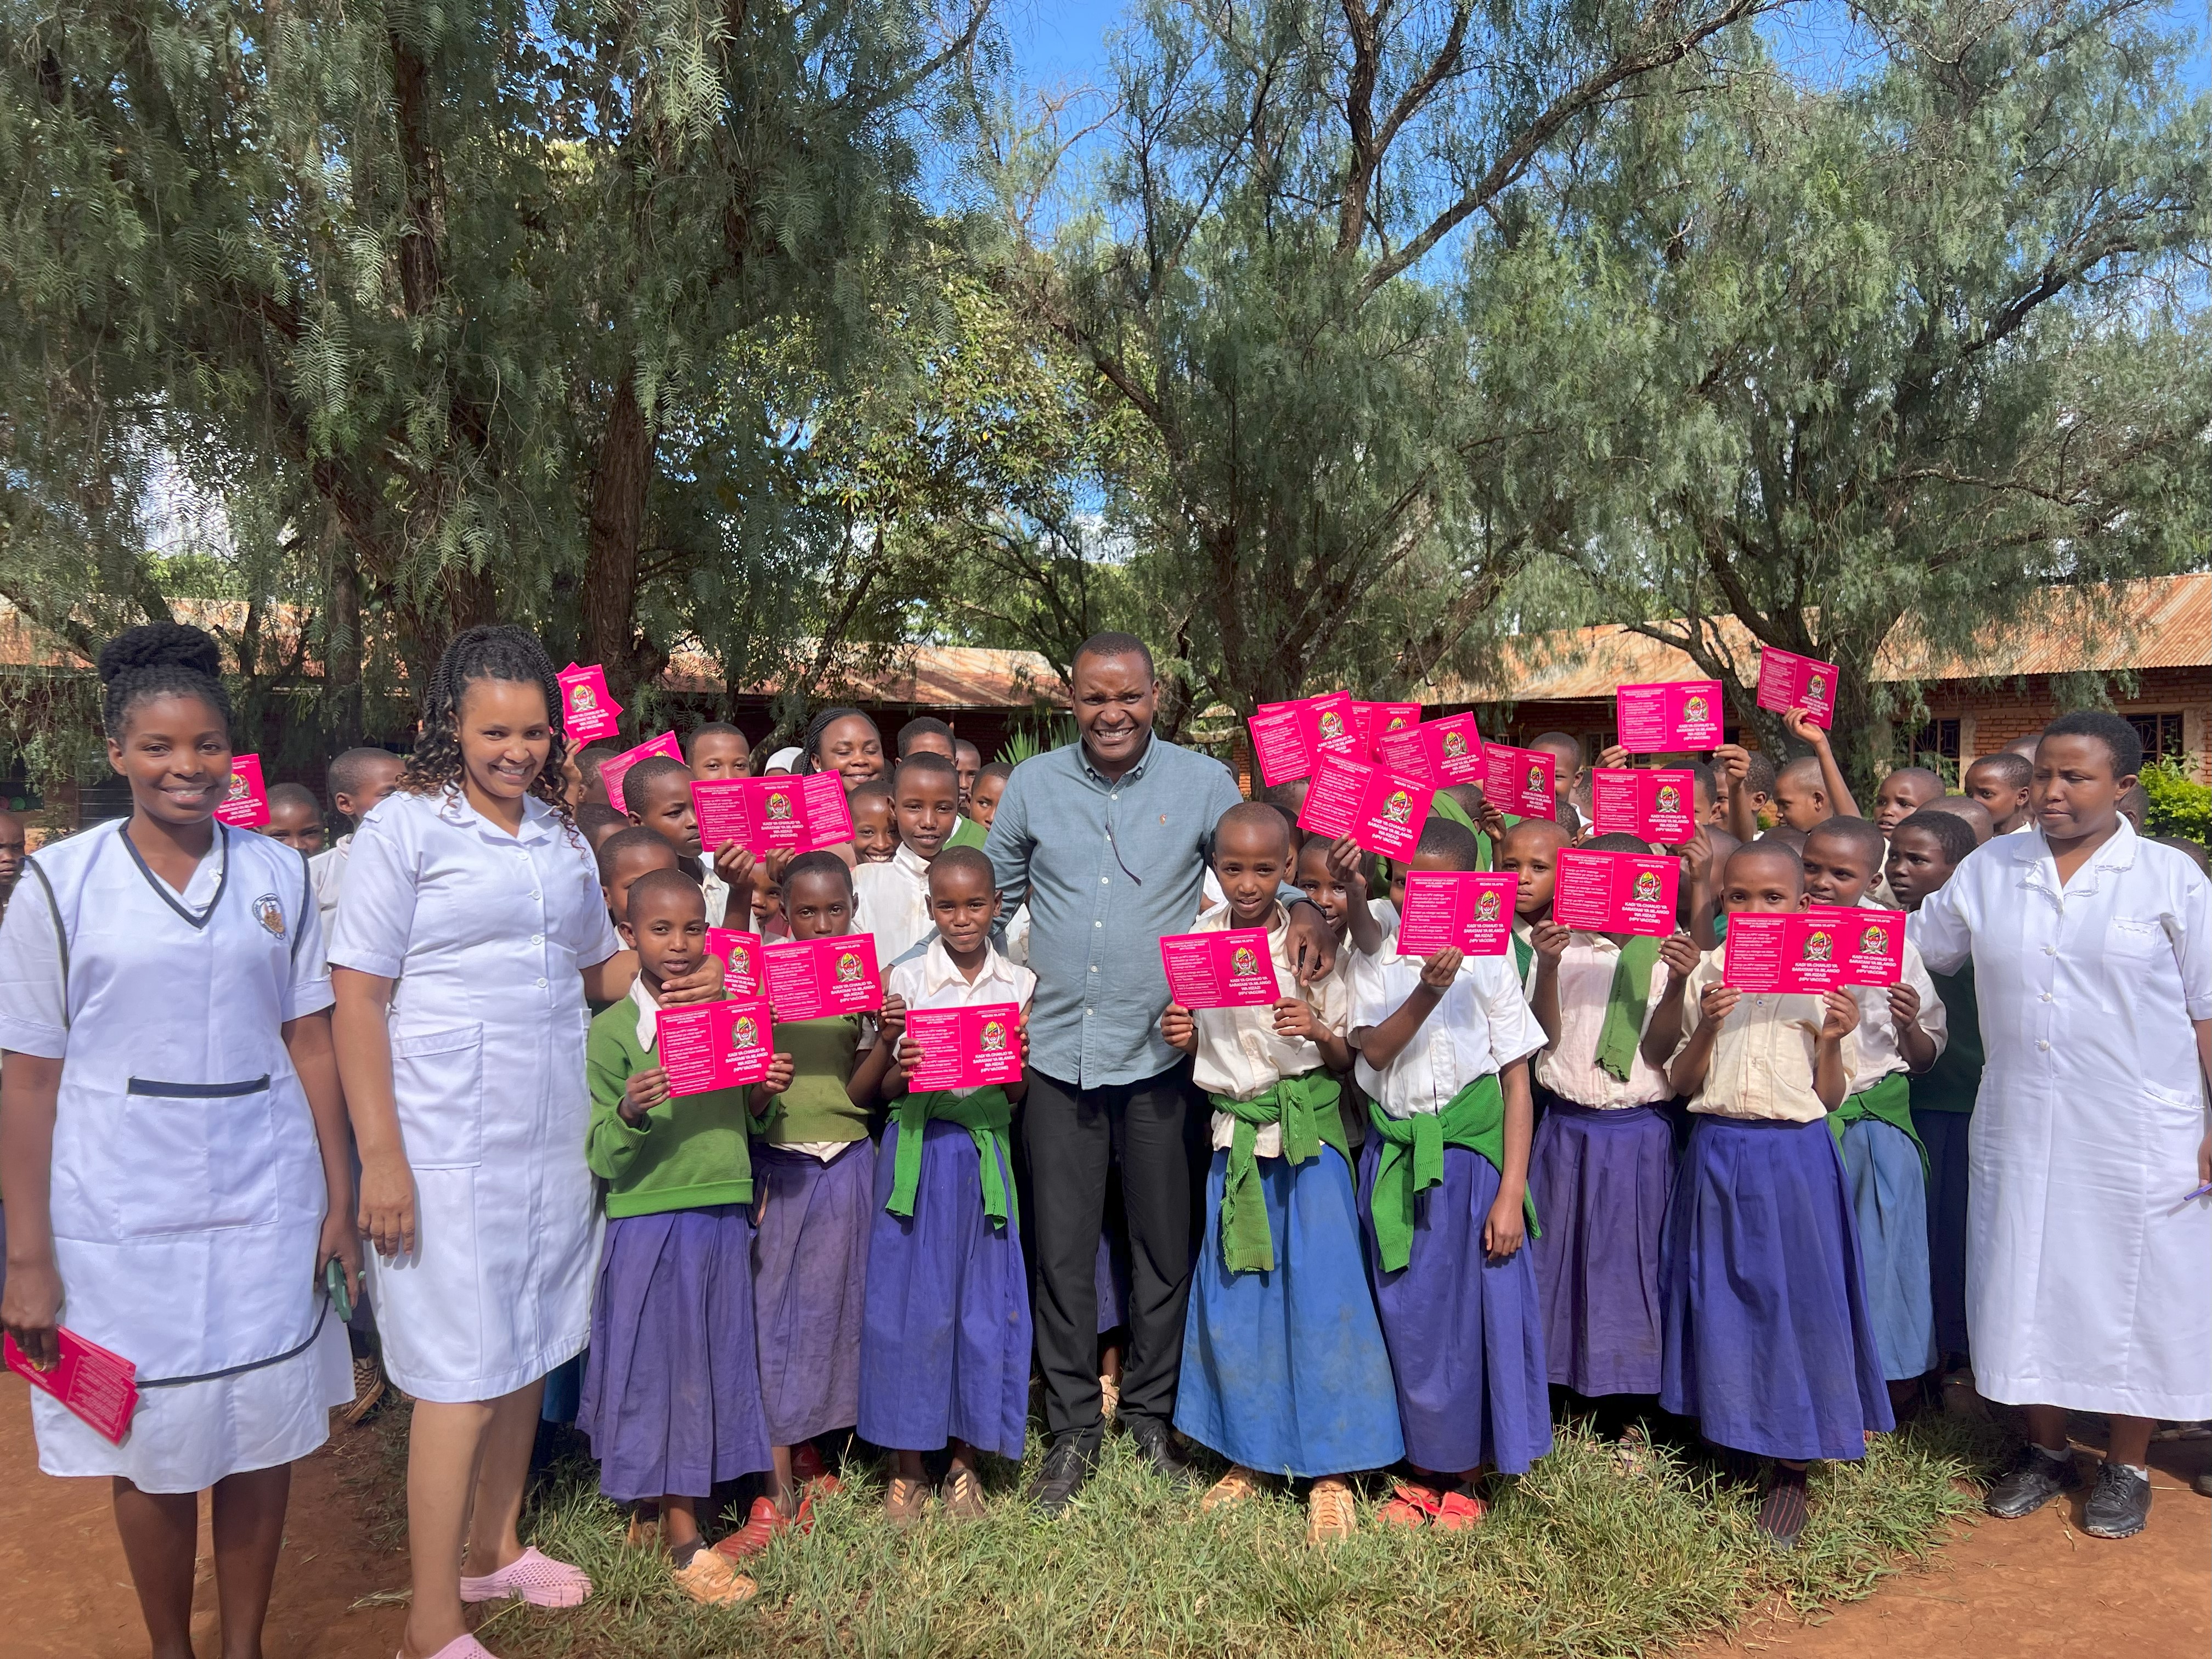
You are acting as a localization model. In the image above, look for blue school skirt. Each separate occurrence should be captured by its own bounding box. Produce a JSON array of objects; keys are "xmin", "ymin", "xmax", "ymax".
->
[{"xmin": 1839, "ymin": 1116, "xmax": 1938, "ymax": 1382}]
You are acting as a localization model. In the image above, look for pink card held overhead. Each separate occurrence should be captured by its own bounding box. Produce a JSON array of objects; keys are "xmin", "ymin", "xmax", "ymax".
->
[
  {"xmin": 657, "ymin": 997, "xmax": 774, "ymax": 1093},
  {"xmin": 1246, "ymin": 691, "xmax": 1359, "ymax": 785},
  {"xmin": 1295, "ymin": 753, "xmax": 1434, "ymax": 861},
  {"xmin": 5, "ymin": 1328, "xmax": 138, "ymax": 1445},
  {"xmin": 1376, "ymin": 711, "xmax": 1483, "ymax": 788},
  {"xmin": 1481, "ymin": 743, "xmax": 1556, "ymax": 819},
  {"xmin": 556, "ymin": 662, "xmax": 623, "ymax": 742},
  {"xmin": 1755, "ymin": 646, "xmax": 1838, "ymax": 730},
  {"xmin": 1615, "ymin": 680, "xmax": 1725, "ymax": 753},
  {"xmin": 1350, "ymin": 701, "xmax": 1423, "ymax": 760},
  {"xmin": 215, "ymin": 754, "xmax": 270, "ymax": 828},
  {"xmin": 904, "ymin": 1003, "xmax": 1026, "ymax": 1091},
  {"xmin": 763, "ymin": 934, "xmax": 883, "ymax": 1022},
  {"xmin": 1589, "ymin": 768, "xmax": 1699, "ymax": 843},
  {"xmin": 1394, "ymin": 872, "xmax": 1519, "ymax": 957},
  {"xmin": 1159, "ymin": 928, "xmax": 1280, "ymax": 1009},
  {"xmin": 705, "ymin": 927, "xmax": 763, "ymax": 997},
  {"xmin": 601, "ymin": 731, "xmax": 685, "ymax": 814},
  {"xmin": 1551, "ymin": 848, "xmax": 1679, "ymax": 937},
  {"xmin": 693, "ymin": 773, "xmax": 854, "ymax": 856}
]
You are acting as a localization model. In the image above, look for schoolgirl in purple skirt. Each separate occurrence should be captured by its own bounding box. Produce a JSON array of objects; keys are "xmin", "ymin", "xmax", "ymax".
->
[{"xmin": 577, "ymin": 869, "xmax": 781, "ymax": 1606}]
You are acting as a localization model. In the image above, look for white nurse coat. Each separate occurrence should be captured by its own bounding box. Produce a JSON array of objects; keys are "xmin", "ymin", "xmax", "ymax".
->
[
  {"xmin": 329, "ymin": 788, "xmax": 619, "ymax": 1403},
  {"xmin": 0, "ymin": 822, "xmax": 349, "ymax": 1491},
  {"xmin": 1909, "ymin": 820, "xmax": 2211, "ymax": 1419}
]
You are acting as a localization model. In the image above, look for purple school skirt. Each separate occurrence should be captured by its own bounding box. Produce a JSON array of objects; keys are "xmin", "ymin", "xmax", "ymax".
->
[
  {"xmin": 1527, "ymin": 1101, "xmax": 1675, "ymax": 1397},
  {"xmin": 577, "ymin": 1205, "xmax": 772, "ymax": 1502},
  {"xmin": 857, "ymin": 1119, "xmax": 1032, "ymax": 1460},
  {"xmin": 1357, "ymin": 1139, "xmax": 1553, "ymax": 1476},
  {"xmin": 753, "ymin": 1140, "xmax": 875, "ymax": 1446},
  {"xmin": 1658, "ymin": 1115, "xmax": 1893, "ymax": 1462}
]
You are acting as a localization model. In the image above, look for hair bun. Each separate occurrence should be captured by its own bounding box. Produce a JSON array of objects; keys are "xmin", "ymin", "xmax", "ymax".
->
[{"xmin": 97, "ymin": 622, "xmax": 223, "ymax": 684}]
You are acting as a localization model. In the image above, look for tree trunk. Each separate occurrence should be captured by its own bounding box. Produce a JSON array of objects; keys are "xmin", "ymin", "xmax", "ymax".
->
[
  {"xmin": 582, "ymin": 366, "xmax": 655, "ymax": 699},
  {"xmin": 329, "ymin": 533, "xmax": 365, "ymax": 751}
]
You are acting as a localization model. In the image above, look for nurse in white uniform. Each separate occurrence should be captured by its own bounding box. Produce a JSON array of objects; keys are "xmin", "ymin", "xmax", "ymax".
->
[
  {"xmin": 329, "ymin": 625, "xmax": 720, "ymax": 1659},
  {"xmin": 1910, "ymin": 710, "xmax": 2211, "ymax": 1542},
  {"xmin": 0, "ymin": 623, "xmax": 357, "ymax": 1659}
]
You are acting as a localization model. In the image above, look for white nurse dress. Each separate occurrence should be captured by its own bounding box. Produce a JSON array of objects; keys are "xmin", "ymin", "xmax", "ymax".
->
[
  {"xmin": 0, "ymin": 822, "xmax": 350, "ymax": 1492},
  {"xmin": 1909, "ymin": 819, "xmax": 2212, "ymax": 1420},
  {"xmin": 328, "ymin": 788, "xmax": 619, "ymax": 1403}
]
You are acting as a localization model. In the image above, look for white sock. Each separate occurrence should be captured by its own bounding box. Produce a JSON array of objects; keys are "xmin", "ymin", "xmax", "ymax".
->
[{"xmin": 2113, "ymin": 1462, "xmax": 2149, "ymax": 1480}]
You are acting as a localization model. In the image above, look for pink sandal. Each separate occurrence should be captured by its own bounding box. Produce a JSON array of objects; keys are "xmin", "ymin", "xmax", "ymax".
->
[
  {"xmin": 404, "ymin": 1638, "xmax": 502, "ymax": 1659},
  {"xmin": 458, "ymin": 1545, "xmax": 594, "ymax": 1607}
]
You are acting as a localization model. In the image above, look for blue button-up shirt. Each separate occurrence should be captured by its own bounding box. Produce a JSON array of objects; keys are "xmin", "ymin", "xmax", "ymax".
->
[{"xmin": 984, "ymin": 733, "xmax": 1244, "ymax": 1087}]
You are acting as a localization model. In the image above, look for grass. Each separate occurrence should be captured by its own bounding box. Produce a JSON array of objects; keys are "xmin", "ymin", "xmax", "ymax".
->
[{"xmin": 346, "ymin": 1405, "xmax": 2009, "ymax": 1658}]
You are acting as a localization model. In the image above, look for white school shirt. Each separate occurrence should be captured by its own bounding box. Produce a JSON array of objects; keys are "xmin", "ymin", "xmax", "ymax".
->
[
  {"xmin": 885, "ymin": 937, "xmax": 1036, "ymax": 1097},
  {"xmin": 854, "ymin": 842, "xmax": 934, "ymax": 965},
  {"xmin": 1837, "ymin": 896, "xmax": 1946, "ymax": 1096},
  {"xmin": 1909, "ymin": 819, "xmax": 2212, "ymax": 1420},
  {"xmin": 1184, "ymin": 904, "xmax": 1348, "ymax": 1157},
  {"xmin": 328, "ymin": 787, "xmax": 621, "ymax": 1403},
  {"xmin": 1673, "ymin": 946, "xmax": 1860, "ymax": 1124},
  {"xmin": 308, "ymin": 832, "xmax": 351, "ymax": 962},
  {"xmin": 1532, "ymin": 934, "xmax": 1675, "ymax": 1109},
  {"xmin": 1349, "ymin": 929, "xmax": 1544, "ymax": 1119},
  {"xmin": 699, "ymin": 864, "xmax": 731, "ymax": 928}
]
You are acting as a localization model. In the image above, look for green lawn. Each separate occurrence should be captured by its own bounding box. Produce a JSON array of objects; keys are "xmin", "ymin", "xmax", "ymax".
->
[{"xmin": 353, "ymin": 1409, "xmax": 2004, "ymax": 1658}]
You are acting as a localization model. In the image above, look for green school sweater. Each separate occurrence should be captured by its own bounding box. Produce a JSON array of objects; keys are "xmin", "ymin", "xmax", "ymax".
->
[
  {"xmin": 946, "ymin": 815, "xmax": 989, "ymax": 851},
  {"xmin": 1911, "ymin": 962, "xmax": 1983, "ymax": 1115},
  {"xmin": 585, "ymin": 998, "xmax": 755, "ymax": 1217},
  {"xmin": 751, "ymin": 1015, "xmax": 870, "ymax": 1146}
]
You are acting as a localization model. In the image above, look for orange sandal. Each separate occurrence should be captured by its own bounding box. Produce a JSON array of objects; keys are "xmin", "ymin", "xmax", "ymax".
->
[
  {"xmin": 1434, "ymin": 1487, "xmax": 1488, "ymax": 1531},
  {"xmin": 713, "ymin": 1492, "xmax": 814, "ymax": 1561},
  {"xmin": 1378, "ymin": 1480, "xmax": 1442, "ymax": 1528},
  {"xmin": 792, "ymin": 1441, "xmax": 844, "ymax": 1496}
]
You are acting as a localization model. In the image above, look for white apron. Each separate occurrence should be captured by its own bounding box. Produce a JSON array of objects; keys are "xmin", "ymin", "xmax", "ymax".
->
[{"xmin": 22, "ymin": 823, "xmax": 348, "ymax": 1490}]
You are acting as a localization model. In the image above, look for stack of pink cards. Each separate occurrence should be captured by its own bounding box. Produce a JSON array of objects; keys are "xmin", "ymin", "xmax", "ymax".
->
[
  {"xmin": 905, "ymin": 1004, "xmax": 1026, "ymax": 1090},
  {"xmin": 214, "ymin": 755, "xmax": 270, "ymax": 828},
  {"xmin": 1481, "ymin": 743, "xmax": 1556, "ymax": 819},
  {"xmin": 1159, "ymin": 928, "xmax": 1280, "ymax": 1008},
  {"xmin": 601, "ymin": 731, "xmax": 685, "ymax": 813},
  {"xmin": 1552, "ymin": 848, "xmax": 1679, "ymax": 937},
  {"xmin": 657, "ymin": 997, "xmax": 775, "ymax": 1093},
  {"xmin": 1724, "ymin": 903, "xmax": 1905, "ymax": 992},
  {"xmin": 1589, "ymin": 768, "xmax": 1699, "ymax": 843},
  {"xmin": 1615, "ymin": 680, "xmax": 1725, "ymax": 752},
  {"xmin": 692, "ymin": 773, "xmax": 854, "ymax": 856},
  {"xmin": 1756, "ymin": 647, "xmax": 1837, "ymax": 730},
  {"xmin": 1295, "ymin": 753, "xmax": 1433, "ymax": 860},
  {"xmin": 706, "ymin": 927, "xmax": 763, "ymax": 996},
  {"xmin": 764, "ymin": 934, "xmax": 883, "ymax": 1020},
  {"xmin": 5, "ymin": 1328, "xmax": 138, "ymax": 1444},
  {"xmin": 1395, "ymin": 872, "xmax": 1518, "ymax": 957},
  {"xmin": 1246, "ymin": 691, "xmax": 1359, "ymax": 785},
  {"xmin": 557, "ymin": 662, "xmax": 623, "ymax": 742},
  {"xmin": 1375, "ymin": 712, "xmax": 1484, "ymax": 788},
  {"xmin": 1350, "ymin": 701, "xmax": 1423, "ymax": 760}
]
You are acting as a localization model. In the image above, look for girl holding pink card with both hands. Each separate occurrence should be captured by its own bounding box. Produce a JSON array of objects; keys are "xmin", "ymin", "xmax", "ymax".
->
[{"xmin": 0, "ymin": 624, "xmax": 359, "ymax": 1659}]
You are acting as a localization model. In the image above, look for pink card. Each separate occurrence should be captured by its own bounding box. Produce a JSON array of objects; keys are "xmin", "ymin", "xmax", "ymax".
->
[
  {"xmin": 693, "ymin": 773, "xmax": 855, "ymax": 855},
  {"xmin": 215, "ymin": 754, "xmax": 270, "ymax": 828},
  {"xmin": 602, "ymin": 731, "xmax": 685, "ymax": 814},
  {"xmin": 706, "ymin": 927, "xmax": 763, "ymax": 997},
  {"xmin": 904, "ymin": 1003, "xmax": 1026, "ymax": 1091},
  {"xmin": 1811, "ymin": 904, "xmax": 1906, "ymax": 988},
  {"xmin": 1590, "ymin": 768, "xmax": 1699, "ymax": 843},
  {"xmin": 1159, "ymin": 928, "xmax": 1280, "ymax": 1008},
  {"xmin": 1246, "ymin": 692, "xmax": 1359, "ymax": 785},
  {"xmin": 1755, "ymin": 647, "xmax": 1838, "ymax": 730},
  {"xmin": 1351, "ymin": 701, "xmax": 1423, "ymax": 760},
  {"xmin": 764, "ymin": 933, "xmax": 883, "ymax": 1020},
  {"xmin": 1722, "ymin": 914, "xmax": 1845, "ymax": 994},
  {"xmin": 1296, "ymin": 753, "xmax": 1433, "ymax": 860},
  {"xmin": 1481, "ymin": 743, "xmax": 1556, "ymax": 819},
  {"xmin": 556, "ymin": 662, "xmax": 623, "ymax": 742},
  {"xmin": 1552, "ymin": 848, "xmax": 1679, "ymax": 937},
  {"xmin": 1616, "ymin": 680, "xmax": 1725, "ymax": 752},
  {"xmin": 1376, "ymin": 712, "xmax": 1485, "ymax": 788},
  {"xmin": 5, "ymin": 1327, "xmax": 138, "ymax": 1444},
  {"xmin": 657, "ymin": 996, "xmax": 774, "ymax": 1093},
  {"xmin": 1395, "ymin": 872, "xmax": 1519, "ymax": 957}
]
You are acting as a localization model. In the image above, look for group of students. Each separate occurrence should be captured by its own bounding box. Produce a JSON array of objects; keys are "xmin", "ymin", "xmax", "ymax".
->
[{"xmin": 2, "ymin": 619, "xmax": 2207, "ymax": 1659}]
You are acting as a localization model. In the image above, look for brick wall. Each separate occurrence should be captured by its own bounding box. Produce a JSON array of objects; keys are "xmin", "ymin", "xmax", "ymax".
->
[{"xmin": 1922, "ymin": 666, "xmax": 2209, "ymax": 779}]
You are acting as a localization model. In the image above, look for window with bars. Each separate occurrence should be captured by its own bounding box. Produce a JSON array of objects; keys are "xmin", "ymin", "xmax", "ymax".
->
[
  {"xmin": 1909, "ymin": 719, "xmax": 1961, "ymax": 767},
  {"xmin": 2125, "ymin": 712, "xmax": 2186, "ymax": 760}
]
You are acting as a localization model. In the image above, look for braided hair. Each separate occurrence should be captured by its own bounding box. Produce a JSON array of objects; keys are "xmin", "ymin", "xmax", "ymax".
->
[
  {"xmin": 802, "ymin": 706, "xmax": 880, "ymax": 774},
  {"xmin": 98, "ymin": 622, "xmax": 233, "ymax": 738},
  {"xmin": 397, "ymin": 625, "xmax": 573, "ymax": 826}
]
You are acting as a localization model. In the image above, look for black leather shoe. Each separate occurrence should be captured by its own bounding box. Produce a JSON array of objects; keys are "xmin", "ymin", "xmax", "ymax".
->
[
  {"xmin": 2082, "ymin": 1461, "xmax": 2151, "ymax": 1539},
  {"xmin": 1125, "ymin": 1417, "xmax": 1203, "ymax": 1489},
  {"xmin": 1028, "ymin": 1431, "xmax": 1099, "ymax": 1517},
  {"xmin": 1985, "ymin": 1443, "xmax": 2080, "ymax": 1519}
]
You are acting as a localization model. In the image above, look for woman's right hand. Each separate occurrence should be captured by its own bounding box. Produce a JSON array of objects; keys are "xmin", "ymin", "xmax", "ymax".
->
[
  {"xmin": 357, "ymin": 1153, "xmax": 418, "ymax": 1260},
  {"xmin": 1, "ymin": 1260, "xmax": 63, "ymax": 1370}
]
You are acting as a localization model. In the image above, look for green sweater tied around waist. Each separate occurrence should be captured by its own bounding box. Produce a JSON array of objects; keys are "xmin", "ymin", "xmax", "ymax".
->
[
  {"xmin": 1830, "ymin": 1070, "xmax": 1926, "ymax": 1175},
  {"xmin": 885, "ymin": 1087, "xmax": 1017, "ymax": 1231},
  {"xmin": 1207, "ymin": 1070, "xmax": 1348, "ymax": 1276},
  {"xmin": 1365, "ymin": 1074, "xmax": 1538, "ymax": 1274}
]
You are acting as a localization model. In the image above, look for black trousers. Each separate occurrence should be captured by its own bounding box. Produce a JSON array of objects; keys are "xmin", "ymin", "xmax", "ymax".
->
[
  {"xmin": 1023, "ymin": 1061, "xmax": 1204, "ymax": 1440},
  {"xmin": 1915, "ymin": 1107, "xmax": 1972, "ymax": 1362}
]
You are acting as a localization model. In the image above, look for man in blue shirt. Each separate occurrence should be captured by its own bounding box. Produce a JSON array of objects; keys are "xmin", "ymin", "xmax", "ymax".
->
[{"xmin": 986, "ymin": 633, "xmax": 1335, "ymax": 1512}]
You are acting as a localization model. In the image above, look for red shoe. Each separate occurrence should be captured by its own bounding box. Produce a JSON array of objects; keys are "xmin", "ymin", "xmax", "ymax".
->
[
  {"xmin": 1378, "ymin": 1480, "xmax": 1442, "ymax": 1530},
  {"xmin": 1434, "ymin": 1487, "xmax": 1488, "ymax": 1531},
  {"xmin": 713, "ymin": 1493, "xmax": 814, "ymax": 1562},
  {"xmin": 791, "ymin": 1441, "xmax": 843, "ymax": 1495}
]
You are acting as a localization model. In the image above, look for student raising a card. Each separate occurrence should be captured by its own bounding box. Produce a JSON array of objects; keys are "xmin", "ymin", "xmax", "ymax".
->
[
  {"xmin": 1482, "ymin": 742, "xmax": 1556, "ymax": 819},
  {"xmin": 693, "ymin": 771, "xmax": 855, "ymax": 858},
  {"xmin": 1247, "ymin": 691, "xmax": 1358, "ymax": 786},
  {"xmin": 1615, "ymin": 681, "xmax": 1725, "ymax": 753},
  {"xmin": 602, "ymin": 730, "xmax": 686, "ymax": 812},
  {"xmin": 1295, "ymin": 752, "xmax": 1434, "ymax": 861}
]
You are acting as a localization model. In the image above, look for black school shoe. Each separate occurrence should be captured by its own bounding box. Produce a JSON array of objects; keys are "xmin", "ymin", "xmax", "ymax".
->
[
  {"xmin": 1028, "ymin": 1430, "xmax": 1101, "ymax": 1517},
  {"xmin": 2082, "ymin": 1462, "xmax": 2152, "ymax": 1539},
  {"xmin": 1985, "ymin": 1443, "xmax": 2081, "ymax": 1519},
  {"xmin": 1125, "ymin": 1416, "xmax": 1203, "ymax": 1489}
]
